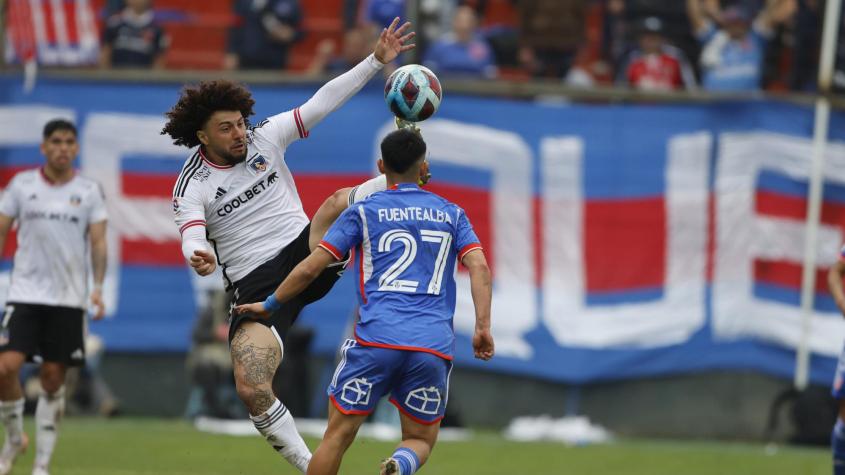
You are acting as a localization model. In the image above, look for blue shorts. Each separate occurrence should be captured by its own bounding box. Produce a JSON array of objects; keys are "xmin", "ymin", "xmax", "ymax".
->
[
  {"xmin": 834, "ymin": 343, "xmax": 845, "ymax": 399},
  {"xmin": 327, "ymin": 339, "xmax": 453, "ymax": 425}
]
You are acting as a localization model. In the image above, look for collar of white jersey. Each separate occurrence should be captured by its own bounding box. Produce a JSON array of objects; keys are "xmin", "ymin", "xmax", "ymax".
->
[{"xmin": 199, "ymin": 147, "xmax": 235, "ymax": 170}]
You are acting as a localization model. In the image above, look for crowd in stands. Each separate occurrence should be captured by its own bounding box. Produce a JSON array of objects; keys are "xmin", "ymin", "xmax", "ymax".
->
[{"xmin": 9, "ymin": 0, "xmax": 845, "ymax": 93}]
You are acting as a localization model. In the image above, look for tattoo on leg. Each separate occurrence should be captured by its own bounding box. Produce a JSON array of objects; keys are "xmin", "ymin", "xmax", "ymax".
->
[
  {"xmin": 231, "ymin": 326, "xmax": 280, "ymax": 412},
  {"xmin": 254, "ymin": 388, "xmax": 275, "ymax": 414}
]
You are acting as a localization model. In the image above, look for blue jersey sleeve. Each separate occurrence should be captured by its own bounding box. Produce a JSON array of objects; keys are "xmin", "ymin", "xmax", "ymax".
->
[
  {"xmin": 455, "ymin": 207, "xmax": 482, "ymax": 261},
  {"xmin": 319, "ymin": 205, "xmax": 364, "ymax": 260}
]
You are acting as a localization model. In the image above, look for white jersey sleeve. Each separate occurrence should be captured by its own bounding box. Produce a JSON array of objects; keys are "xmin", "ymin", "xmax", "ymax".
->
[
  {"xmin": 251, "ymin": 54, "xmax": 384, "ymax": 151},
  {"xmin": 0, "ymin": 175, "xmax": 21, "ymax": 218},
  {"xmin": 173, "ymin": 180, "xmax": 210, "ymax": 261},
  {"xmin": 86, "ymin": 181, "xmax": 108, "ymax": 224}
]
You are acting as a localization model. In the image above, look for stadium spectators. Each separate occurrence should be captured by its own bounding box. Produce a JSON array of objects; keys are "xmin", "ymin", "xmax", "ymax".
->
[
  {"xmin": 686, "ymin": 0, "xmax": 796, "ymax": 91},
  {"xmin": 307, "ymin": 27, "xmax": 373, "ymax": 76},
  {"xmin": 99, "ymin": 0, "xmax": 168, "ymax": 69},
  {"xmin": 517, "ymin": 0, "xmax": 586, "ymax": 78},
  {"xmin": 618, "ymin": 16, "xmax": 696, "ymax": 91},
  {"xmin": 423, "ymin": 5, "xmax": 497, "ymax": 79},
  {"xmin": 225, "ymin": 0, "xmax": 303, "ymax": 70}
]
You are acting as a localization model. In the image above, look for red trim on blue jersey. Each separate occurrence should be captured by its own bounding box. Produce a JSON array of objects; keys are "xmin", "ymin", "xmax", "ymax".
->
[
  {"xmin": 179, "ymin": 220, "xmax": 206, "ymax": 234},
  {"xmin": 458, "ymin": 243, "xmax": 483, "ymax": 261},
  {"xmin": 357, "ymin": 244, "xmax": 367, "ymax": 304},
  {"xmin": 198, "ymin": 147, "xmax": 233, "ymax": 169},
  {"xmin": 319, "ymin": 241, "xmax": 343, "ymax": 260},
  {"xmin": 354, "ymin": 332, "xmax": 453, "ymax": 361},
  {"xmin": 293, "ymin": 108, "xmax": 309, "ymax": 138},
  {"xmin": 388, "ymin": 397, "xmax": 443, "ymax": 425},
  {"xmin": 329, "ymin": 394, "xmax": 372, "ymax": 416}
]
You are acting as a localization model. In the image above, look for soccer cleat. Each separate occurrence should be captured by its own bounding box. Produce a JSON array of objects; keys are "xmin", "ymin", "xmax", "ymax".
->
[
  {"xmin": 379, "ymin": 457, "xmax": 401, "ymax": 475},
  {"xmin": 31, "ymin": 465, "xmax": 49, "ymax": 475},
  {"xmin": 395, "ymin": 117, "xmax": 421, "ymax": 135},
  {"xmin": 0, "ymin": 432, "xmax": 28, "ymax": 475}
]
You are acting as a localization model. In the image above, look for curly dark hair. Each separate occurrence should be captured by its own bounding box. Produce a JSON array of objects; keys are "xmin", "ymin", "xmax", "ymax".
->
[{"xmin": 161, "ymin": 80, "xmax": 256, "ymax": 148}]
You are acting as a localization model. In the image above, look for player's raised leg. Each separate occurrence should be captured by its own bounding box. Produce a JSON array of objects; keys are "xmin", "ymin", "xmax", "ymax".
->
[
  {"xmin": 32, "ymin": 362, "xmax": 66, "ymax": 475},
  {"xmin": 0, "ymin": 351, "xmax": 27, "ymax": 475},
  {"xmin": 306, "ymin": 402, "xmax": 367, "ymax": 475},
  {"xmin": 231, "ymin": 321, "xmax": 311, "ymax": 472},
  {"xmin": 381, "ymin": 414, "xmax": 439, "ymax": 475}
]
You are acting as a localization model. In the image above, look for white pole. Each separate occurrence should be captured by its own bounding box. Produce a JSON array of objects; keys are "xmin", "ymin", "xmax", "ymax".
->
[{"xmin": 795, "ymin": 0, "xmax": 842, "ymax": 390}]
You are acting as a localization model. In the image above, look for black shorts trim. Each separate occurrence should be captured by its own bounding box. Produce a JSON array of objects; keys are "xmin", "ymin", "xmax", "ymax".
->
[
  {"xmin": 0, "ymin": 302, "xmax": 86, "ymax": 366},
  {"xmin": 228, "ymin": 223, "xmax": 348, "ymax": 343}
]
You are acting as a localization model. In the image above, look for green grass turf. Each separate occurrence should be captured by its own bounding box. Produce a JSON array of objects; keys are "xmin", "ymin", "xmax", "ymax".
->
[{"xmin": 1, "ymin": 417, "xmax": 831, "ymax": 475}]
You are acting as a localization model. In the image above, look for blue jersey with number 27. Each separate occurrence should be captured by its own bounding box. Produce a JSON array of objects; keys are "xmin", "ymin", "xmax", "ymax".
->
[{"xmin": 319, "ymin": 183, "xmax": 482, "ymax": 360}]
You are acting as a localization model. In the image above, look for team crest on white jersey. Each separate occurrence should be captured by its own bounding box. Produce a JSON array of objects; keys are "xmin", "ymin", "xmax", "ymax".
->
[
  {"xmin": 248, "ymin": 154, "xmax": 269, "ymax": 173},
  {"xmin": 69, "ymin": 194, "xmax": 81, "ymax": 206},
  {"xmin": 193, "ymin": 166, "xmax": 212, "ymax": 183}
]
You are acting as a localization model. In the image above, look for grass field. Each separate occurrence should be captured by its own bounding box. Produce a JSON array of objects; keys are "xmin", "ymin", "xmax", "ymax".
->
[{"xmin": 2, "ymin": 418, "xmax": 831, "ymax": 475}]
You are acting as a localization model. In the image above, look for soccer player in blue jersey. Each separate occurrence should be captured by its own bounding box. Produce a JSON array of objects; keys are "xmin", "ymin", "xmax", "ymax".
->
[
  {"xmin": 236, "ymin": 128, "xmax": 493, "ymax": 475},
  {"xmin": 828, "ymin": 252, "xmax": 845, "ymax": 475}
]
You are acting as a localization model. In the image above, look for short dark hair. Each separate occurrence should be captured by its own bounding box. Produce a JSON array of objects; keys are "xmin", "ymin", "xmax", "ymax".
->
[
  {"xmin": 43, "ymin": 119, "xmax": 77, "ymax": 139},
  {"xmin": 161, "ymin": 80, "xmax": 256, "ymax": 148},
  {"xmin": 380, "ymin": 129, "xmax": 426, "ymax": 174}
]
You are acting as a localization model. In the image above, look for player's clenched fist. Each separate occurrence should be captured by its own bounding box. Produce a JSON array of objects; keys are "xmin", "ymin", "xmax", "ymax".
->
[
  {"xmin": 472, "ymin": 329, "xmax": 494, "ymax": 361},
  {"xmin": 189, "ymin": 249, "xmax": 217, "ymax": 276}
]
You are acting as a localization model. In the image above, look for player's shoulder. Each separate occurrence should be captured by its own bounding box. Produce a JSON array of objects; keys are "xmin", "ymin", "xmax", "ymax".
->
[
  {"xmin": 8, "ymin": 168, "xmax": 39, "ymax": 186},
  {"xmin": 173, "ymin": 149, "xmax": 211, "ymax": 197},
  {"xmin": 105, "ymin": 13, "xmax": 124, "ymax": 29},
  {"xmin": 73, "ymin": 174, "xmax": 105, "ymax": 195}
]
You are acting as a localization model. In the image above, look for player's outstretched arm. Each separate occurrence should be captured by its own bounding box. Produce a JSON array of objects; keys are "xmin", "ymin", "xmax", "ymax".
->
[
  {"xmin": 828, "ymin": 260, "xmax": 845, "ymax": 317},
  {"xmin": 235, "ymin": 248, "xmax": 337, "ymax": 318},
  {"xmin": 463, "ymin": 250, "xmax": 493, "ymax": 361},
  {"xmin": 89, "ymin": 220, "xmax": 108, "ymax": 319},
  {"xmin": 296, "ymin": 17, "xmax": 415, "ymax": 133}
]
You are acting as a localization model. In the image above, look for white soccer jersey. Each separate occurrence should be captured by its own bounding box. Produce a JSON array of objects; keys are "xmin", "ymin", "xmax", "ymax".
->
[
  {"xmin": 0, "ymin": 169, "xmax": 107, "ymax": 309},
  {"xmin": 173, "ymin": 110, "xmax": 311, "ymax": 285},
  {"xmin": 173, "ymin": 53, "xmax": 384, "ymax": 286}
]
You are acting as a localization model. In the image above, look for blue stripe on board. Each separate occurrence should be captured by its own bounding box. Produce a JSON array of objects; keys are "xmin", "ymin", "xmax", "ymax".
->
[
  {"xmin": 753, "ymin": 281, "xmax": 837, "ymax": 313},
  {"xmin": 585, "ymin": 286, "xmax": 664, "ymax": 306},
  {"xmin": 121, "ymin": 155, "xmax": 186, "ymax": 174},
  {"xmin": 757, "ymin": 169, "xmax": 845, "ymax": 204},
  {"xmin": 0, "ymin": 146, "xmax": 46, "ymax": 167}
]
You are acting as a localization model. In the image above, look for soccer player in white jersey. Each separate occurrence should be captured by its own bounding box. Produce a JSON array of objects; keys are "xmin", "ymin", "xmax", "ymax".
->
[
  {"xmin": 0, "ymin": 119, "xmax": 108, "ymax": 475},
  {"xmin": 161, "ymin": 18, "xmax": 414, "ymax": 473}
]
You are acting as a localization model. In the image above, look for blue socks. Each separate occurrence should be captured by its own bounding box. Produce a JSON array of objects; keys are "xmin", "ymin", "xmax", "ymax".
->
[
  {"xmin": 392, "ymin": 447, "xmax": 420, "ymax": 475},
  {"xmin": 833, "ymin": 419, "xmax": 845, "ymax": 475}
]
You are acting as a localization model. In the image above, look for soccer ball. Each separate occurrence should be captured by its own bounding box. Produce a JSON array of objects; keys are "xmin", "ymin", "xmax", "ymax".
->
[{"xmin": 384, "ymin": 64, "xmax": 442, "ymax": 122}]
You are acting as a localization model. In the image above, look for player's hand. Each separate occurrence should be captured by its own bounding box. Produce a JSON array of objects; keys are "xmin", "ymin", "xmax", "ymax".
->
[
  {"xmin": 234, "ymin": 302, "xmax": 270, "ymax": 319},
  {"xmin": 374, "ymin": 17, "xmax": 415, "ymax": 64},
  {"xmin": 472, "ymin": 329, "xmax": 494, "ymax": 361},
  {"xmin": 190, "ymin": 249, "xmax": 217, "ymax": 276},
  {"xmin": 90, "ymin": 287, "xmax": 106, "ymax": 320}
]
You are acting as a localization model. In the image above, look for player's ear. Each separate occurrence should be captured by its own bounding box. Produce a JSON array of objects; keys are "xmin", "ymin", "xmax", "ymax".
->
[
  {"xmin": 196, "ymin": 130, "xmax": 208, "ymax": 146},
  {"xmin": 377, "ymin": 159, "xmax": 386, "ymax": 174}
]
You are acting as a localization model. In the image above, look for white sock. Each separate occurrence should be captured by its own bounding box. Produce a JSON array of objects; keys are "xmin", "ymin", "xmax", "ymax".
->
[
  {"xmin": 251, "ymin": 399, "xmax": 311, "ymax": 473},
  {"xmin": 0, "ymin": 398, "xmax": 24, "ymax": 448},
  {"xmin": 348, "ymin": 175, "xmax": 387, "ymax": 205},
  {"xmin": 34, "ymin": 387, "xmax": 64, "ymax": 469}
]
